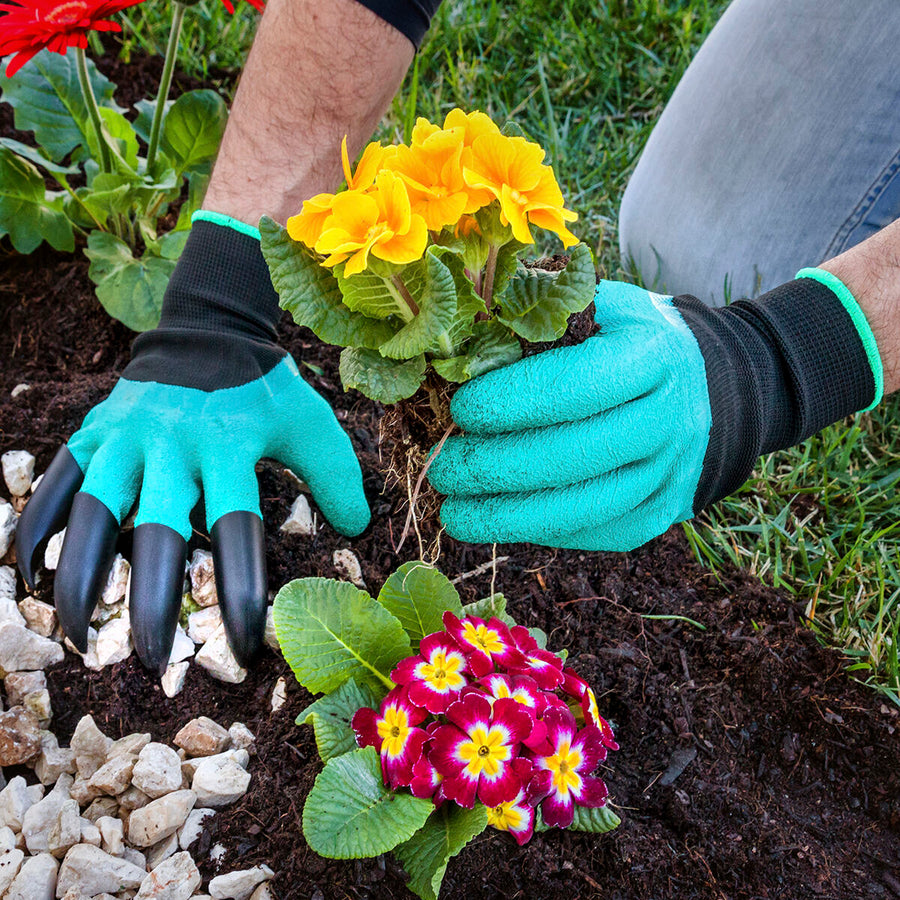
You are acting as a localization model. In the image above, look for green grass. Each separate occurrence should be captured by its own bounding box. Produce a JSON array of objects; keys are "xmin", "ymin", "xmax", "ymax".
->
[{"xmin": 119, "ymin": 0, "xmax": 898, "ymax": 701}]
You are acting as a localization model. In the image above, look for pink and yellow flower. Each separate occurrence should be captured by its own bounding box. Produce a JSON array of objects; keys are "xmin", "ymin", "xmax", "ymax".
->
[
  {"xmin": 429, "ymin": 692, "xmax": 533, "ymax": 808},
  {"xmin": 351, "ymin": 686, "xmax": 428, "ymax": 789},
  {"xmin": 508, "ymin": 625, "xmax": 565, "ymax": 689},
  {"xmin": 442, "ymin": 611, "xmax": 526, "ymax": 677},
  {"xmin": 477, "ymin": 672, "xmax": 554, "ymax": 753},
  {"xmin": 527, "ymin": 706, "xmax": 609, "ymax": 828},
  {"xmin": 562, "ymin": 668, "xmax": 619, "ymax": 751},
  {"xmin": 485, "ymin": 787, "xmax": 536, "ymax": 846},
  {"xmin": 391, "ymin": 632, "xmax": 470, "ymax": 714}
]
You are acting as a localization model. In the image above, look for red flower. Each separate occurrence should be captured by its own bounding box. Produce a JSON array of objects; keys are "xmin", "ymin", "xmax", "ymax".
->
[
  {"xmin": 0, "ymin": 0, "xmax": 145, "ymax": 77},
  {"xmin": 218, "ymin": 0, "xmax": 264, "ymax": 14}
]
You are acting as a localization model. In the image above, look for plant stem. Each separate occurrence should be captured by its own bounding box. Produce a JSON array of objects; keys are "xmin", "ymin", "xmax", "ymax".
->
[
  {"xmin": 49, "ymin": 172, "xmax": 107, "ymax": 232},
  {"xmin": 391, "ymin": 273, "xmax": 420, "ymax": 319},
  {"xmin": 147, "ymin": 0, "xmax": 186, "ymax": 172},
  {"xmin": 482, "ymin": 243, "xmax": 499, "ymax": 309},
  {"xmin": 75, "ymin": 47, "xmax": 112, "ymax": 174}
]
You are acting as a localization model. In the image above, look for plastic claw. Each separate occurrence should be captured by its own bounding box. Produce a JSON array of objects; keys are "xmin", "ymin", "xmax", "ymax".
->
[
  {"xmin": 54, "ymin": 492, "xmax": 119, "ymax": 653},
  {"xmin": 129, "ymin": 524, "xmax": 188, "ymax": 677},
  {"xmin": 211, "ymin": 511, "xmax": 268, "ymax": 668},
  {"xmin": 15, "ymin": 446, "xmax": 84, "ymax": 589}
]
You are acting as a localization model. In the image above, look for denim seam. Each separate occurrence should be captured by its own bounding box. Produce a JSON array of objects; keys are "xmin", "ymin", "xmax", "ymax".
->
[{"xmin": 824, "ymin": 146, "xmax": 900, "ymax": 259}]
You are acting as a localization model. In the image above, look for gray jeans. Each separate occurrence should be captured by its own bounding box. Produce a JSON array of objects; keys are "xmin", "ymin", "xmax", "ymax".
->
[{"xmin": 618, "ymin": 0, "xmax": 900, "ymax": 306}]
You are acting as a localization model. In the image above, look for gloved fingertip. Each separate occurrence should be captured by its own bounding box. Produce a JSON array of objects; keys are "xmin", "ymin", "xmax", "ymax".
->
[
  {"xmin": 130, "ymin": 524, "xmax": 187, "ymax": 677},
  {"xmin": 16, "ymin": 446, "xmax": 83, "ymax": 589},
  {"xmin": 211, "ymin": 511, "xmax": 268, "ymax": 669},
  {"xmin": 54, "ymin": 492, "xmax": 118, "ymax": 652}
]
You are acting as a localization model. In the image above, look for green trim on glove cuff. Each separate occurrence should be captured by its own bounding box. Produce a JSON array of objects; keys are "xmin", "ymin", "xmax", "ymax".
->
[
  {"xmin": 795, "ymin": 267, "xmax": 884, "ymax": 410},
  {"xmin": 191, "ymin": 209, "xmax": 262, "ymax": 242}
]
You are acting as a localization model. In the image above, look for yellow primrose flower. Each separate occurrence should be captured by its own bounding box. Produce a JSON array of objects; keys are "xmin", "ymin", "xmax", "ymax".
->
[
  {"xmin": 341, "ymin": 136, "xmax": 387, "ymax": 192},
  {"xmin": 286, "ymin": 192, "xmax": 336, "ymax": 249},
  {"xmin": 314, "ymin": 171, "xmax": 427, "ymax": 277},
  {"xmin": 463, "ymin": 133, "xmax": 578, "ymax": 247},
  {"xmin": 443, "ymin": 108, "xmax": 501, "ymax": 148}
]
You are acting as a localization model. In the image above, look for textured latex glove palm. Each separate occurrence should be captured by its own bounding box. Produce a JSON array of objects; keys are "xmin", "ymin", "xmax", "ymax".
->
[{"xmin": 428, "ymin": 281, "xmax": 712, "ymax": 550}]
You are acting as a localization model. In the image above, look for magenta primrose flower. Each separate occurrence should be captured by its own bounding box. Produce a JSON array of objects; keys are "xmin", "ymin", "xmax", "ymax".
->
[
  {"xmin": 442, "ymin": 611, "xmax": 526, "ymax": 677},
  {"xmin": 352, "ymin": 686, "xmax": 428, "ymax": 788},
  {"xmin": 429, "ymin": 692, "xmax": 533, "ymax": 808},
  {"xmin": 562, "ymin": 667, "xmax": 620, "ymax": 751},
  {"xmin": 508, "ymin": 624, "xmax": 565, "ymax": 689},
  {"xmin": 527, "ymin": 706, "xmax": 610, "ymax": 828},
  {"xmin": 391, "ymin": 632, "xmax": 470, "ymax": 713},
  {"xmin": 485, "ymin": 786, "xmax": 536, "ymax": 846}
]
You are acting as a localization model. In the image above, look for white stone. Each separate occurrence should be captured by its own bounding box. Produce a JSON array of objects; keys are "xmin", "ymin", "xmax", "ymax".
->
[
  {"xmin": 56, "ymin": 845, "xmax": 146, "ymax": 896},
  {"xmin": 189, "ymin": 551, "xmax": 217, "ymax": 608},
  {"xmin": 82, "ymin": 797, "xmax": 118, "ymax": 824},
  {"xmin": 248, "ymin": 885, "xmax": 275, "ymax": 900},
  {"xmin": 2, "ymin": 452, "xmax": 35, "ymax": 498},
  {"xmin": 195, "ymin": 626, "xmax": 246, "ymax": 685},
  {"xmin": 117, "ymin": 786, "xmax": 150, "ymax": 812},
  {"xmin": 177, "ymin": 807, "xmax": 214, "ymax": 851},
  {"xmin": 80, "ymin": 817, "xmax": 101, "ymax": 847},
  {"xmin": 0, "ymin": 848, "xmax": 24, "ymax": 894},
  {"xmin": 34, "ymin": 732, "xmax": 75, "ymax": 785},
  {"xmin": 108, "ymin": 732, "xmax": 151, "ymax": 761},
  {"xmin": 88, "ymin": 754, "xmax": 135, "ymax": 796},
  {"xmin": 0, "ymin": 566, "xmax": 15, "ymax": 603},
  {"xmin": 22, "ymin": 774, "xmax": 73, "ymax": 854},
  {"xmin": 30, "ymin": 472, "xmax": 42, "ymax": 492},
  {"xmin": 208, "ymin": 844, "xmax": 226, "ymax": 864},
  {"xmin": 145, "ymin": 832, "xmax": 179, "ymax": 870},
  {"xmin": 11, "ymin": 384, "xmax": 30, "ymax": 399},
  {"xmin": 180, "ymin": 749, "xmax": 249, "ymax": 780},
  {"xmin": 5, "ymin": 670, "xmax": 47, "ymax": 705},
  {"xmin": 0, "ymin": 504, "xmax": 16, "ymax": 561},
  {"xmin": 132, "ymin": 743, "xmax": 183, "ymax": 799},
  {"xmin": 122, "ymin": 846, "xmax": 147, "ymax": 871},
  {"xmin": 168, "ymin": 626, "xmax": 195, "ymax": 666},
  {"xmin": 70, "ymin": 715, "xmax": 112, "ymax": 777},
  {"xmin": 208, "ymin": 866, "xmax": 274, "ymax": 900},
  {"xmin": 127, "ymin": 790, "xmax": 196, "ymax": 847},
  {"xmin": 43, "ymin": 529, "xmax": 65, "ymax": 572},
  {"xmin": 64, "ymin": 626, "xmax": 101, "ymax": 671},
  {"xmin": 97, "ymin": 816, "xmax": 124, "ymax": 856},
  {"xmin": 24, "ymin": 688, "xmax": 52, "ymax": 727},
  {"xmin": 18, "ymin": 597, "xmax": 57, "ymax": 638},
  {"xmin": 161, "ymin": 662, "xmax": 189, "ymax": 699},
  {"xmin": 174, "ymin": 718, "xmax": 229, "ymax": 758},
  {"xmin": 0, "ymin": 624, "xmax": 64, "ymax": 674},
  {"xmin": 191, "ymin": 756, "xmax": 251, "ymax": 809},
  {"xmin": 227, "ymin": 723, "xmax": 254, "ymax": 753},
  {"xmin": 332, "ymin": 548, "xmax": 365, "ymax": 588},
  {"xmin": 101, "ymin": 555, "xmax": 130, "ymax": 606},
  {"xmin": 0, "ymin": 776, "xmax": 38, "ymax": 831},
  {"xmin": 47, "ymin": 799, "xmax": 81, "ymax": 858},
  {"xmin": 270, "ymin": 678, "xmax": 287, "ymax": 713},
  {"xmin": 279, "ymin": 495, "xmax": 314, "ymax": 536},
  {"xmin": 6, "ymin": 851, "xmax": 56, "ymax": 900},
  {"xmin": 263, "ymin": 608, "xmax": 278, "ymax": 653},
  {"xmin": 0, "ymin": 826, "xmax": 15, "ymax": 852},
  {"xmin": 134, "ymin": 851, "xmax": 201, "ymax": 900},
  {"xmin": 95, "ymin": 613, "xmax": 133, "ymax": 668},
  {"xmin": 0, "ymin": 594, "xmax": 26, "ymax": 629},
  {"xmin": 186, "ymin": 607, "xmax": 222, "ymax": 645}
]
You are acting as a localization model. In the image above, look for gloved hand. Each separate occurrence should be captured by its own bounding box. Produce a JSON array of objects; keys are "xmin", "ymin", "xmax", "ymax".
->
[
  {"xmin": 16, "ymin": 215, "xmax": 370, "ymax": 673},
  {"xmin": 428, "ymin": 269, "xmax": 882, "ymax": 550}
]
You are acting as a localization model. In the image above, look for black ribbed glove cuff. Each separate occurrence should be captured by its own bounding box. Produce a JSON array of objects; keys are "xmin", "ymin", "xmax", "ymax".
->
[
  {"xmin": 126, "ymin": 221, "xmax": 286, "ymax": 391},
  {"xmin": 673, "ymin": 278, "xmax": 877, "ymax": 513}
]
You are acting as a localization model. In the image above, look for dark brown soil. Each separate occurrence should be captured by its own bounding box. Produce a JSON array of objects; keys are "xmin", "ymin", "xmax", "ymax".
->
[{"xmin": 3, "ymin": 63, "xmax": 900, "ymax": 900}]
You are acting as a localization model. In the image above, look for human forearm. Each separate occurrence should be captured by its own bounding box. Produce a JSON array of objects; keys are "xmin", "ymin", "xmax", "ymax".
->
[
  {"xmin": 203, "ymin": 0, "xmax": 414, "ymax": 226},
  {"xmin": 819, "ymin": 218, "xmax": 900, "ymax": 396}
]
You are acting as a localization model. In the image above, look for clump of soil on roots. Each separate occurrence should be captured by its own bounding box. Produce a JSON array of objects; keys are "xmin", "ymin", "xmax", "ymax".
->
[{"xmin": 2, "ymin": 59, "xmax": 900, "ymax": 900}]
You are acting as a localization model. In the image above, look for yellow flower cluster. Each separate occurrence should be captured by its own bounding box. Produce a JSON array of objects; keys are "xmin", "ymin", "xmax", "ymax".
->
[{"xmin": 286, "ymin": 109, "xmax": 578, "ymax": 277}]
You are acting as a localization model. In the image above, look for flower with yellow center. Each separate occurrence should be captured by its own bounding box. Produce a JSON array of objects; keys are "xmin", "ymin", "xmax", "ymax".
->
[
  {"xmin": 456, "ymin": 724, "xmax": 512, "ymax": 779},
  {"xmin": 461, "ymin": 620, "xmax": 505, "ymax": 656},
  {"xmin": 487, "ymin": 800, "xmax": 525, "ymax": 832},
  {"xmin": 421, "ymin": 650, "xmax": 465, "ymax": 691},
  {"xmin": 545, "ymin": 738, "xmax": 583, "ymax": 796},
  {"xmin": 376, "ymin": 705, "xmax": 411, "ymax": 759}
]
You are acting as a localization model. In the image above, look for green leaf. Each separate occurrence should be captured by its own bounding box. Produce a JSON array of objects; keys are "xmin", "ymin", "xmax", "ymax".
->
[
  {"xmin": 157, "ymin": 229, "xmax": 190, "ymax": 260},
  {"xmin": 273, "ymin": 577, "xmax": 411, "ymax": 694},
  {"xmin": 377, "ymin": 561, "xmax": 463, "ymax": 647},
  {"xmin": 432, "ymin": 319, "xmax": 521, "ymax": 383},
  {"xmin": 0, "ymin": 49, "xmax": 122, "ymax": 162},
  {"xmin": 303, "ymin": 747, "xmax": 434, "ymax": 859},
  {"xmin": 174, "ymin": 171, "xmax": 210, "ymax": 232},
  {"xmin": 132, "ymin": 97, "xmax": 172, "ymax": 144},
  {"xmin": 433, "ymin": 246, "xmax": 483, "ymax": 351},
  {"xmin": 261, "ymin": 216, "xmax": 399, "ymax": 349},
  {"xmin": 496, "ymin": 243, "xmax": 595, "ymax": 343},
  {"xmin": 161, "ymin": 89, "xmax": 227, "ymax": 175},
  {"xmin": 336, "ymin": 265, "xmax": 417, "ymax": 322},
  {"xmin": 395, "ymin": 804, "xmax": 488, "ymax": 900},
  {"xmin": 0, "ymin": 147, "xmax": 74, "ymax": 253},
  {"xmin": 461, "ymin": 593, "xmax": 516, "ymax": 627},
  {"xmin": 86, "ymin": 108, "xmax": 139, "ymax": 174},
  {"xmin": 492, "ymin": 239, "xmax": 528, "ymax": 303},
  {"xmin": 377, "ymin": 251, "xmax": 458, "ymax": 360},
  {"xmin": 85, "ymin": 231, "xmax": 173, "ymax": 331},
  {"xmin": 0, "ymin": 138, "xmax": 79, "ymax": 175},
  {"xmin": 340, "ymin": 347, "xmax": 426, "ymax": 403},
  {"xmin": 77, "ymin": 172, "xmax": 138, "ymax": 223},
  {"xmin": 528, "ymin": 627, "xmax": 548, "ymax": 650},
  {"xmin": 569, "ymin": 804, "xmax": 621, "ymax": 834},
  {"xmin": 297, "ymin": 677, "xmax": 383, "ymax": 762}
]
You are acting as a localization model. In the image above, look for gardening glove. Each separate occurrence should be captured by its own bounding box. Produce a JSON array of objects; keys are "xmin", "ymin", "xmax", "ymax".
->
[
  {"xmin": 427, "ymin": 270, "xmax": 882, "ymax": 550},
  {"xmin": 16, "ymin": 215, "xmax": 370, "ymax": 673}
]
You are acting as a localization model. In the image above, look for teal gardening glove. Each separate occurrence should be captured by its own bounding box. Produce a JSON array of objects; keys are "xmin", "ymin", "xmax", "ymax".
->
[
  {"xmin": 428, "ymin": 271, "xmax": 882, "ymax": 550},
  {"xmin": 16, "ymin": 214, "xmax": 370, "ymax": 672}
]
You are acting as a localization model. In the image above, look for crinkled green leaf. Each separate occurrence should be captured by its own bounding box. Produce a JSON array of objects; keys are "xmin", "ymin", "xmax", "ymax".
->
[
  {"xmin": 461, "ymin": 593, "xmax": 516, "ymax": 627},
  {"xmin": 433, "ymin": 246, "xmax": 484, "ymax": 352},
  {"xmin": 133, "ymin": 97, "xmax": 172, "ymax": 144},
  {"xmin": 378, "ymin": 251, "xmax": 458, "ymax": 360},
  {"xmin": 273, "ymin": 577, "xmax": 411, "ymax": 694},
  {"xmin": 261, "ymin": 216, "xmax": 398, "ymax": 349},
  {"xmin": 336, "ymin": 264, "xmax": 418, "ymax": 322},
  {"xmin": 0, "ymin": 49, "xmax": 122, "ymax": 162},
  {"xmin": 432, "ymin": 319, "xmax": 521, "ymax": 384},
  {"xmin": 303, "ymin": 747, "xmax": 434, "ymax": 859},
  {"xmin": 569, "ymin": 804, "xmax": 621, "ymax": 834},
  {"xmin": 75, "ymin": 172, "xmax": 138, "ymax": 224},
  {"xmin": 340, "ymin": 347, "xmax": 426, "ymax": 403},
  {"xmin": 496, "ymin": 243, "xmax": 595, "ymax": 342},
  {"xmin": 377, "ymin": 561, "xmax": 463, "ymax": 647},
  {"xmin": 394, "ymin": 804, "xmax": 488, "ymax": 900},
  {"xmin": 0, "ymin": 138, "xmax": 78, "ymax": 174},
  {"xmin": 161, "ymin": 89, "xmax": 227, "ymax": 175},
  {"xmin": 491, "ymin": 239, "xmax": 528, "ymax": 304},
  {"xmin": 174, "ymin": 170, "xmax": 210, "ymax": 232},
  {"xmin": 297, "ymin": 677, "xmax": 382, "ymax": 762},
  {"xmin": 85, "ymin": 107, "xmax": 139, "ymax": 174},
  {"xmin": 85, "ymin": 231, "xmax": 172, "ymax": 331},
  {"xmin": 0, "ymin": 147, "xmax": 74, "ymax": 253}
]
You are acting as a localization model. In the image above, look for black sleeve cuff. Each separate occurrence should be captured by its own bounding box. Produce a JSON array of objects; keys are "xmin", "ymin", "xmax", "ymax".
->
[
  {"xmin": 356, "ymin": 0, "xmax": 442, "ymax": 48},
  {"xmin": 674, "ymin": 278, "xmax": 876, "ymax": 512}
]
